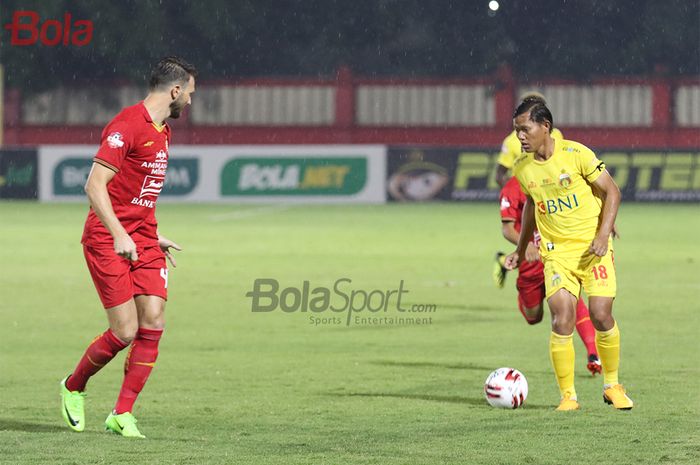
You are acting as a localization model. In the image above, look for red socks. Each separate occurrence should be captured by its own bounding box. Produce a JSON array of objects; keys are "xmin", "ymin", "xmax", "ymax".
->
[
  {"xmin": 114, "ymin": 327, "xmax": 163, "ymax": 414},
  {"xmin": 575, "ymin": 298, "xmax": 598, "ymax": 356},
  {"xmin": 66, "ymin": 329, "xmax": 128, "ymax": 392}
]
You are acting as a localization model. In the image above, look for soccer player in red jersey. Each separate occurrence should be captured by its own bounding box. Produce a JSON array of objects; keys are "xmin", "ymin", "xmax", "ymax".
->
[
  {"xmin": 499, "ymin": 176, "xmax": 602, "ymax": 375},
  {"xmin": 60, "ymin": 57, "xmax": 197, "ymax": 438}
]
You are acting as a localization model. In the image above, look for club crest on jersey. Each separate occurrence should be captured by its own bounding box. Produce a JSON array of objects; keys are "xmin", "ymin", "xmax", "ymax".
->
[
  {"xmin": 106, "ymin": 132, "xmax": 124, "ymax": 148},
  {"xmin": 559, "ymin": 172, "xmax": 572, "ymax": 188}
]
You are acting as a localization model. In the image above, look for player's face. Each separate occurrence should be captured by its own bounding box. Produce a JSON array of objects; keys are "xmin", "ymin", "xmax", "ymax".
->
[
  {"xmin": 169, "ymin": 75, "xmax": 196, "ymax": 119},
  {"xmin": 514, "ymin": 112, "xmax": 549, "ymax": 153}
]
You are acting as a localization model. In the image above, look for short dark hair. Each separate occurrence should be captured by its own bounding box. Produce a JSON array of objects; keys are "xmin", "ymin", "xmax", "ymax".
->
[
  {"xmin": 149, "ymin": 56, "xmax": 197, "ymax": 91},
  {"xmin": 513, "ymin": 98, "xmax": 554, "ymax": 133}
]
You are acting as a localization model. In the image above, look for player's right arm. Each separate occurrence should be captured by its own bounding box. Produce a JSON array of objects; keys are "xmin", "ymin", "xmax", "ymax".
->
[
  {"xmin": 84, "ymin": 163, "xmax": 138, "ymax": 261},
  {"xmin": 504, "ymin": 195, "xmax": 536, "ymax": 270}
]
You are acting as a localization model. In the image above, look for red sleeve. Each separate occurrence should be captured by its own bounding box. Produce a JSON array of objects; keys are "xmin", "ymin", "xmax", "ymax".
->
[
  {"xmin": 94, "ymin": 120, "xmax": 134, "ymax": 172},
  {"xmin": 499, "ymin": 179, "xmax": 521, "ymax": 221}
]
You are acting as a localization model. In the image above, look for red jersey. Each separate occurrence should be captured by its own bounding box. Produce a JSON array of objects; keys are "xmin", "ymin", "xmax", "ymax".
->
[
  {"xmin": 82, "ymin": 102, "xmax": 171, "ymax": 248},
  {"xmin": 499, "ymin": 176, "xmax": 542, "ymax": 278}
]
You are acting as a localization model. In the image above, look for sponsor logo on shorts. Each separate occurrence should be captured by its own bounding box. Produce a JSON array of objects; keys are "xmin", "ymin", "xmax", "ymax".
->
[
  {"xmin": 551, "ymin": 273, "xmax": 561, "ymax": 287},
  {"xmin": 546, "ymin": 242, "xmax": 554, "ymax": 251}
]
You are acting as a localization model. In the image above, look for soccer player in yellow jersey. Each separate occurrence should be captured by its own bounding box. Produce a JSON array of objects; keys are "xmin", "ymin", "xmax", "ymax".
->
[
  {"xmin": 504, "ymin": 98, "xmax": 634, "ymax": 411},
  {"xmin": 493, "ymin": 94, "xmax": 563, "ymax": 288},
  {"xmin": 494, "ymin": 93, "xmax": 564, "ymax": 188}
]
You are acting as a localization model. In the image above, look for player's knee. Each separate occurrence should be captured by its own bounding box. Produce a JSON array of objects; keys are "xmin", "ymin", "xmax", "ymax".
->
[
  {"xmin": 112, "ymin": 324, "xmax": 138, "ymax": 343},
  {"xmin": 587, "ymin": 299, "xmax": 614, "ymax": 328},
  {"xmin": 523, "ymin": 306, "xmax": 543, "ymax": 325},
  {"xmin": 139, "ymin": 313, "xmax": 165, "ymax": 330},
  {"xmin": 588, "ymin": 309, "xmax": 614, "ymax": 331},
  {"xmin": 550, "ymin": 312, "xmax": 575, "ymax": 334}
]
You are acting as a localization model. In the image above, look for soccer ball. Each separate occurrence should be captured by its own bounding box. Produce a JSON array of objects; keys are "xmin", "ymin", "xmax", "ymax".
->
[{"xmin": 484, "ymin": 367, "xmax": 528, "ymax": 408}]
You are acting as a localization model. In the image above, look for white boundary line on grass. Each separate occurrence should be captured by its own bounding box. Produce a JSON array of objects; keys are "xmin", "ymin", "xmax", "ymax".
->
[{"xmin": 208, "ymin": 204, "xmax": 294, "ymax": 222}]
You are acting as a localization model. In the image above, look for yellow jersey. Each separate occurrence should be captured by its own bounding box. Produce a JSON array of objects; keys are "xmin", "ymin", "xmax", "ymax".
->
[
  {"xmin": 513, "ymin": 139, "xmax": 606, "ymax": 258},
  {"xmin": 497, "ymin": 128, "xmax": 564, "ymax": 169}
]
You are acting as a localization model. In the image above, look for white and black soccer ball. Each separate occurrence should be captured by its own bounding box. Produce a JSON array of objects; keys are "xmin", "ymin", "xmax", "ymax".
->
[{"xmin": 484, "ymin": 367, "xmax": 528, "ymax": 408}]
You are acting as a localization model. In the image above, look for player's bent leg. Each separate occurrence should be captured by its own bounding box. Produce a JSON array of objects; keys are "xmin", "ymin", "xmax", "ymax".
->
[
  {"xmin": 61, "ymin": 300, "xmax": 136, "ymax": 432},
  {"xmin": 588, "ymin": 296, "xmax": 633, "ymax": 410},
  {"xmin": 547, "ymin": 289, "xmax": 579, "ymax": 409},
  {"xmin": 575, "ymin": 298, "xmax": 601, "ymax": 375},
  {"xmin": 113, "ymin": 295, "xmax": 165, "ymax": 420},
  {"xmin": 518, "ymin": 299, "xmax": 543, "ymax": 325},
  {"xmin": 516, "ymin": 281, "xmax": 545, "ymax": 325}
]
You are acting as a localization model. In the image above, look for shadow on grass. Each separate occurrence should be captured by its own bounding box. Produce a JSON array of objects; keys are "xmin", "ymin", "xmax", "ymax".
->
[
  {"xmin": 0, "ymin": 419, "xmax": 66, "ymax": 433},
  {"xmin": 327, "ymin": 391, "xmax": 550, "ymax": 410},
  {"xmin": 371, "ymin": 360, "xmax": 494, "ymax": 371},
  {"xmin": 370, "ymin": 360, "xmax": 552, "ymax": 376}
]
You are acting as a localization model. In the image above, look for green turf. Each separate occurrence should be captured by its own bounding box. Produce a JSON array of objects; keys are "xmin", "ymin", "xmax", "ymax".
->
[{"xmin": 1, "ymin": 201, "xmax": 699, "ymax": 465}]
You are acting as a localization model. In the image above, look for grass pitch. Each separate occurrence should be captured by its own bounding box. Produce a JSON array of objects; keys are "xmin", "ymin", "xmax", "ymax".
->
[{"xmin": 1, "ymin": 201, "xmax": 699, "ymax": 465}]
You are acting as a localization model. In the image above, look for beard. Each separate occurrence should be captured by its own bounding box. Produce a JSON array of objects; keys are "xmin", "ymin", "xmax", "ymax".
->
[{"xmin": 169, "ymin": 96, "xmax": 187, "ymax": 119}]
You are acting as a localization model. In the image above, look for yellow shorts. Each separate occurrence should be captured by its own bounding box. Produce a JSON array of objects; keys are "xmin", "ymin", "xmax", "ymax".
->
[{"xmin": 543, "ymin": 248, "xmax": 617, "ymax": 300}]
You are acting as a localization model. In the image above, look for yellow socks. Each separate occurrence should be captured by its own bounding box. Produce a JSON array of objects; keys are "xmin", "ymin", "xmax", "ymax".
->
[
  {"xmin": 550, "ymin": 331, "xmax": 576, "ymax": 399},
  {"xmin": 596, "ymin": 322, "xmax": 620, "ymax": 386}
]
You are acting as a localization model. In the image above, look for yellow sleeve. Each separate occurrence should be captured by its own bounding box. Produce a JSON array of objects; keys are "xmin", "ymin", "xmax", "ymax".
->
[
  {"xmin": 512, "ymin": 158, "xmax": 530, "ymax": 195},
  {"xmin": 496, "ymin": 132, "xmax": 520, "ymax": 169},
  {"xmin": 575, "ymin": 144, "xmax": 606, "ymax": 183}
]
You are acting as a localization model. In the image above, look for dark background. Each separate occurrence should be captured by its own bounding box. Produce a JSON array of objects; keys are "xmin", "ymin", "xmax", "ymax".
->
[{"xmin": 1, "ymin": 0, "xmax": 698, "ymax": 93}]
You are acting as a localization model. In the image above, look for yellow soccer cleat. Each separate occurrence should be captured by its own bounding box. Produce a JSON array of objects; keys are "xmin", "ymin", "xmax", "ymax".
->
[
  {"xmin": 555, "ymin": 392, "xmax": 580, "ymax": 411},
  {"xmin": 603, "ymin": 384, "xmax": 634, "ymax": 410}
]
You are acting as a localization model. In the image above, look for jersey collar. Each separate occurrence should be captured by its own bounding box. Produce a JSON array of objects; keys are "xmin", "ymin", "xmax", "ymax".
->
[{"xmin": 139, "ymin": 101, "xmax": 169, "ymax": 133}]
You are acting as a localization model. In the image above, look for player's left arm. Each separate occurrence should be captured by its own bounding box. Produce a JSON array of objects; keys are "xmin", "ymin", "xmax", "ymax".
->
[
  {"xmin": 589, "ymin": 171, "xmax": 621, "ymax": 256},
  {"xmin": 157, "ymin": 233, "xmax": 182, "ymax": 268}
]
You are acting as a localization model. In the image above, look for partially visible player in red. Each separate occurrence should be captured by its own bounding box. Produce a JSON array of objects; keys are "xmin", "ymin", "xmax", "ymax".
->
[
  {"xmin": 499, "ymin": 175, "xmax": 602, "ymax": 375},
  {"xmin": 60, "ymin": 57, "xmax": 197, "ymax": 438}
]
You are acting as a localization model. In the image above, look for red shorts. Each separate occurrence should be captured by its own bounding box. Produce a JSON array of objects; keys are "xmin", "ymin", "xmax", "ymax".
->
[
  {"xmin": 516, "ymin": 260, "xmax": 545, "ymax": 313},
  {"xmin": 83, "ymin": 245, "xmax": 168, "ymax": 308}
]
